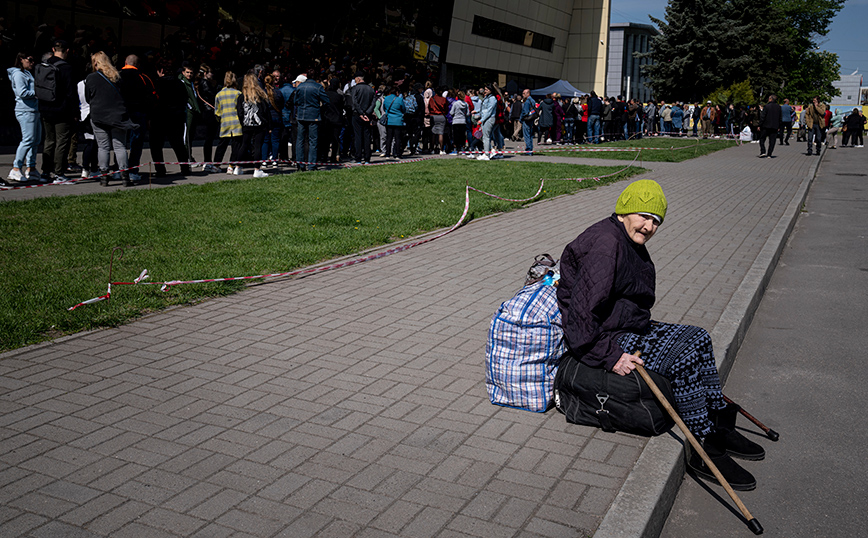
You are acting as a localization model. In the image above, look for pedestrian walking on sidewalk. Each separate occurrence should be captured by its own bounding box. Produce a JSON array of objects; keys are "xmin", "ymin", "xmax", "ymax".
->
[
  {"xmin": 556, "ymin": 180, "xmax": 766, "ymax": 491},
  {"xmin": 758, "ymin": 94, "xmax": 782, "ymax": 158}
]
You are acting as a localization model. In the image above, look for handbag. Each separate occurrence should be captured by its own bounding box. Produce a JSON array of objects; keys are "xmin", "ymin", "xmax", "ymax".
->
[{"xmin": 553, "ymin": 354, "xmax": 676, "ymax": 436}]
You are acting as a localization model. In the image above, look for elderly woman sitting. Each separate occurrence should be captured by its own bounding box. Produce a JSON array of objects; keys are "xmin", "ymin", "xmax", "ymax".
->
[{"xmin": 556, "ymin": 179, "xmax": 765, "ymax": 491}]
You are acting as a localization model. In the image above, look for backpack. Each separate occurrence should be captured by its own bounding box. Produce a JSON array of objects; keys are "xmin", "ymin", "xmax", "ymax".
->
[
  {"xmin": 495, "ymin": 98, "xmax": 506, "ymax": 124},
  {"xmin": 485, "ymin": 255, "xmax": 565, "ymax": 413},
  {"xmin": 523, "ymin": 102, "xmax": 541, "ymax": 124},
  {"xmin": 404, "ymin": 95, "xmax": 417, "ymax": 115},
  {"xmin": 35, "ymin": 60, "xmax": 62, "ymax": 102}
]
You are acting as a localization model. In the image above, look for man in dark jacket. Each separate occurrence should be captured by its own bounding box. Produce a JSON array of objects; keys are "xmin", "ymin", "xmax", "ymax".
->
[
  {"xmin": 758, "ymin": 94, "xmax": 782, "ymax": 158},
  {"xmin": 293, "ymin": 72, "xmax": 329, "ymax": 171},
  {"xmin": 321, "ymin": 78, "xmax": 344, "ymax": 163},
  {"xmin": 38, "ymin": 39, "xmax": 78, "ymax": 182},
  {"xmin": 150, "ymin": 59, "xmax": 190, "ymax": 177},
  {"xmin": 120, "ymin": 55, "xmax": 156, "ymax": 180},
  {"xmin": 179, "ymin": 62, "xmax": 202, "ymax": 165},
  {"xmin": 587, "ymin": 91, "xmax": 603, "ymax": 144},
  {"xmin": 350, "ymin": 71, "xmax": 375, "ymax": 164}
]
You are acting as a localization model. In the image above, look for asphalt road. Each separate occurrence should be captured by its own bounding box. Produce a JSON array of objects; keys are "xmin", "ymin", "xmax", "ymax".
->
[{"xmin": 661, "ymin": 146, "xmax": 868, "ymax": 536}]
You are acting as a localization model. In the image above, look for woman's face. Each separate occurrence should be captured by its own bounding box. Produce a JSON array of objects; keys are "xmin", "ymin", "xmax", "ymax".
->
[
  {"xmin": 22, "ymin": 57, "xmax": 34, "ymax": 70},
  {"xmin": 618, "ymin": 213, "xmax": 659, "ymax": 245}
]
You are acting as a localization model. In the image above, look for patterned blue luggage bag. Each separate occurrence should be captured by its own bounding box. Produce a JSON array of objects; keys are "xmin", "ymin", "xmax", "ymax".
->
[{"xmin": 485, "ymin": 255, "xmax": 565, "ymax": 412}]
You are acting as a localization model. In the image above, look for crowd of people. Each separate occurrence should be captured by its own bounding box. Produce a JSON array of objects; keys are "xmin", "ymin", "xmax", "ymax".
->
[{"xmin": 3, "ymin": 18, "xmax": 866, "ymax": 187}]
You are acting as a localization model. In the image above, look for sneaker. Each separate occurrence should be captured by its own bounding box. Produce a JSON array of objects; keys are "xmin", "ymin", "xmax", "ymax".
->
[
  {"xmin": 7, "ymin": 168, "xmax": 23, "ymax": 181},
  {"xmin": 758, "ymin": 153, "xmax": 766, "ymax": 158},
  {"xmin": 546, "ymin": 138, "xmax": 552, "ymax": 144},
  {"xmin": 476, "ymin": 154, "xmax": 490, "ymax": 161},
  {"xmin": 439, "ymin": 150, "xmax": 446, "ymax": 155},
  {"xmin": 253, "ymin": 169, "xmax": 269, "ymax": 178},
  {"xmin": 129, "ymin": 172, "xmax": 142, "ymax": 181},
  {"xmin": 66, "ymin": 163, "xmax": 82, "ymax": 173},
  {"xmin": 858, "ymin": 145, "xmax": 864, "ymax": 148},
  {"xmin": 81, "ymin": 169, "xmax": 90, "ymax": 179},
  {"xmin": 449, "ymin": 151, "xmax": 457, "ymax": 155},
  {"xmin": 233, "ymin": 166, "xmax": 243, "ymax": 175},
  {"xmin": 52, "ymin": 174, "xmax": 71, "ymax": 184}
]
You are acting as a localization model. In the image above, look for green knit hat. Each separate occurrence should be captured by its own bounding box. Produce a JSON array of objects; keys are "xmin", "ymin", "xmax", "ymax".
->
[{"xmin": 615, "ymin": 180, "xmax": 667, "ymax": 223}]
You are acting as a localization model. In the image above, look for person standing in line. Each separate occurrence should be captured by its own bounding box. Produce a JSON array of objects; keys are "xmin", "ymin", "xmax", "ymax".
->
[
  {"xmin": 195, "ymin": 64, "xmax": 220, "ymax": 173},
  {"xmin": 322, "ymin": 78, "xmax": 344, "ymax": 163},
  {"xmin": 825, "ymin": 108, "xmax": 844, "ymax": 149},
  {"xmin": 293, "ymin": 71, "xmax": 330, "ymax": 171},
  {"xmin": 260, "ymin": 74, "xmax": 284, "ymax": 169},
  {"xmin": 5, "ymin": 53, "xmax": 41, "ymax": 185},
  {"xmin": 237, "ymin": 72, "xmax": 270, "ymax": 177},
  {"xmin": 150, "ymin": 58, "xmax": 190, "ymax": 177},
  {"xmin": 381, "ymin": 85, "xmax": 406, "ymax": 160},
  {"xmin": 85, "ymin": 51, "xmax": 138, "ymax": 187},
  {"xmin": 213, "ymin": 71, "xmax": 243, "ymax": 175},
  {"xmin": 520, "ymin": 88, "xmax": 536, "ymax": 154},
  {"xmin": 449, "ymin": 89, "xmax": 469, "ymax": 154},
  {"xmin": 179, "ymin": 62, "xmax": 202, "ymax": 166},
  {"xmin": 477, "ymin": 84, "xmax": 497, "ymax": 161},
  {"xmin": 758, "ymin": 94, "xmax": 782, "ymax": 158},
  {"xmin": 350, "ymin": 71, "xmax": 375, "ymax": 164},
  {"xmin": 37, "ymin": 39, "xmax": 77, "ymax": 183},
  {"xmin": 119, "ymin": 54, "xmax": 156, "ymax": 181}
]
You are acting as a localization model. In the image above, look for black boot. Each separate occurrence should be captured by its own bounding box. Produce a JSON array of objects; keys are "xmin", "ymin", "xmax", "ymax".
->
[
  {"xmin": 122, "ymin": 171, "xmax": 132, "ymax": 187},
  {"xmin": 687, "ymin": 430, "xmax": 757, "ymax": 491},
  {"xmin": 709, "ymin": 403, "xmax": 765, "ymax": 460}
]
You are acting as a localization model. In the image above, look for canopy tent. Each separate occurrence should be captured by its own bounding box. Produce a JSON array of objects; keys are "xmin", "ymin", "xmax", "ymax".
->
[{"xmin": 530, "ymin": 80, "xmax": 588, "ymax": 97}]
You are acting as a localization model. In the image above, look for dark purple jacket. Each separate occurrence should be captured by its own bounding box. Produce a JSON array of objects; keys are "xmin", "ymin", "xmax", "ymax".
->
[{"xmin": 556, "ymin": 214, "xmax": 655, "ymax": 370}]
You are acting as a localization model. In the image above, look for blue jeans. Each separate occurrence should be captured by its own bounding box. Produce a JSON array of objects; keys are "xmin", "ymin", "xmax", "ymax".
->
[
  {"xmin": 492, "ymin": 123, "xmax": 504, "ymax": 150},
  {"xmin": 482, "ymin": 118, "xmax": 495, "ymax": 154},
  {"xmin": 522, "ymin": 121, "xmax": 534, "ymax": 151},
  {"xmin": 297, "ymin": 120, "xmax": 319, "ymax": 169},
  {"xmin": 14, "ymin": 110, "xmax": 41, "ymax": 169},
  {"xmin": 127, "ymin": 111, "xmax": 148, "ymax": 168},
  {"xmin": 262, "ymin": 125, "xmax": 282, "ymax": 161},
  {"xmin": 564, "ymin": 118, "xmax": 575, "ymax": 143},
  {"xmin": 587, "ymin": 115, "xmax": 601, "ymax": 144}
]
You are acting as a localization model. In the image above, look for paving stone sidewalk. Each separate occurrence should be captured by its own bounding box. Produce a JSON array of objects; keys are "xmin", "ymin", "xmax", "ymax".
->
[{"xmin": 1, "ymin": 141, "xmax": 816, "ymax": 537}]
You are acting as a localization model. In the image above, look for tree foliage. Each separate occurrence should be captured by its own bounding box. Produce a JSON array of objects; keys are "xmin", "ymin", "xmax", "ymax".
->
[{"xmin": 641, "ymin": 0, "xmax": 844, "ymax": 103}]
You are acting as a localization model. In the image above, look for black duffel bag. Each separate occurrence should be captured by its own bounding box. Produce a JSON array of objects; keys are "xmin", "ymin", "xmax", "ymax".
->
[{"xmin": 553, "ymin": 354, "xmax": 675, "ymax": 436}]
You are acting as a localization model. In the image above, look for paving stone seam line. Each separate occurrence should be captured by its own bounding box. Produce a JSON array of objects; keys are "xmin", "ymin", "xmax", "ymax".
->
[{"xmin": 593, "ymin": 148, "xmax": 825, "ymax": 538}]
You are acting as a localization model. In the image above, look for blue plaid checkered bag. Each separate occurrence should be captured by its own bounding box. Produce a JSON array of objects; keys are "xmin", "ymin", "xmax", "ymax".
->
[{"xmin": 485, "ymin": 282, "xmax": 566, "ymax": 412}]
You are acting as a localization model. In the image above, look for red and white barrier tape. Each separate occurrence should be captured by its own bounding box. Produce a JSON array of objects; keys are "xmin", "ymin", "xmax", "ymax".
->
[{"xmin": 68, "ymin": 158, "xmax": 640, "ymax": 310}]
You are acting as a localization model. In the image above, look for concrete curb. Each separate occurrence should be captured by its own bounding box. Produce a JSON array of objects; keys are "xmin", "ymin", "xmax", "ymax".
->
[{"xmin": 593, "ymin": 148, "xmax": 825, "ymax": 538}]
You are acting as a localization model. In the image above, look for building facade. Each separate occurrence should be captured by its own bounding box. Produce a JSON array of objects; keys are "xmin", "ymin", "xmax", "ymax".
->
[
  {"xmin": 606, "ymin": 22, "xmax": 657, "ymax": 101},
  {"xmin": 442, "ymin": 0, "xmax": 611, "ymax": 95}
]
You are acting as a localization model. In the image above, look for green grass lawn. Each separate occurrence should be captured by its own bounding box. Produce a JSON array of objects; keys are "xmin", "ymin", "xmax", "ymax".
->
[
  {"xmin": 0, "ymin": 159, "xmax": 643, "ymax": 351},
  {"xmin": 540, "ymin": 137, "xmax": 738, "ymax": 162}
]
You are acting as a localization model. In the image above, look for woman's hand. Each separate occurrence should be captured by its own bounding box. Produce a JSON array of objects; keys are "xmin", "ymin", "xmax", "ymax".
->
[{"xmin": 612, "ymin": 352, "xmax": 643, "ymax": 376}]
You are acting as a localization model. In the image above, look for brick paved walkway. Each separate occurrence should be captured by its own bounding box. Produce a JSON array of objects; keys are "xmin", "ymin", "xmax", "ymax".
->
[{"xmin": 1, "ymin": 140, "xmax": 816, "ymax": 537}]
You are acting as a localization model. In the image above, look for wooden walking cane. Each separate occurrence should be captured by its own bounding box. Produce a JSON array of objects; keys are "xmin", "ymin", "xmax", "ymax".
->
[
  {"xmin": 633, "ymin": 359, "xmax": 764, "ymax": 535},
  {"xmin": 722, "ymin": 394, "xmax": 780, "ymax": 441}
]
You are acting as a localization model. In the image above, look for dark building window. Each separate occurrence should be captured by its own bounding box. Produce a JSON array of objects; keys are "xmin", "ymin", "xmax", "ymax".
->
[{"xmin": 471, "ymin": 15, "xmax": 554, "ymax": 53}]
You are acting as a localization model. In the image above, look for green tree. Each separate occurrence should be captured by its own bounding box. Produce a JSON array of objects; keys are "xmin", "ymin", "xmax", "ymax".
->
[{"xmin": 641, "ymin": 0, "xmax": 844, "ymax": 103}]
